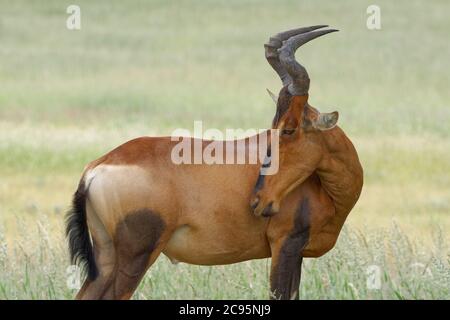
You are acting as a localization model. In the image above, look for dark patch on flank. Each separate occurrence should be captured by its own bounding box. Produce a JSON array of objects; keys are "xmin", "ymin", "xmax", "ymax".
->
[
  {"xmin": 111, "ymin": 209, "xmax": 166, "ymax": 295},
  {"xmin": 66, "ymin": 179, "xmax": 98, "ymax": 280},
  {"xmin": 115, "ymin": 209, "xmax": 166, "ymax": 259},
  {"xmin": 270, "ymin": 197, "xmax": 311, "ymax": 300}
]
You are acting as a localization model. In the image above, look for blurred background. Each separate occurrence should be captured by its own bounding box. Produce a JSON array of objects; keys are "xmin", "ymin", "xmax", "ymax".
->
[{"xmin": 0, "ymin": 0, "xmax": 448, "ymax": 299}]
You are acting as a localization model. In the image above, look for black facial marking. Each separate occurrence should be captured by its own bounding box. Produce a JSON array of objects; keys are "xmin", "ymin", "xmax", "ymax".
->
[
  {"xmin": 253, "ymin": 173, "xmax": 265, "ymax": 193},
  {"xmin": 261, "ymin": 202, "xmax": 274, "ymax": 217},
  {"xmin": 250, "ymin": 199, "xmax": 259, "ymax": 210},
  {"xmin": 261, "ymin": 146, "xmax": 272, "ymax": 168},
  {"xmin": 253, "ymin": 146, "xmax": 272, "ymax": 193},
  {"xmin": 272, "ymin": 86, "xmax": 292, "ymax": 127}
]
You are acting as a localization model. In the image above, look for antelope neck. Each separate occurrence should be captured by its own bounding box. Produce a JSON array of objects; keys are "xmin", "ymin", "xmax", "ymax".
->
[{"xmin": 316, "ymin": 128, "xmax": 363, "ymax": 219}]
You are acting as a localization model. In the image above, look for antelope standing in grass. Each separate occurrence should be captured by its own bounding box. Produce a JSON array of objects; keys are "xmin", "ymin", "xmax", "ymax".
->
[{"xmin": 66, "ymin": 26, "xmax": 363, "ymax": 300}]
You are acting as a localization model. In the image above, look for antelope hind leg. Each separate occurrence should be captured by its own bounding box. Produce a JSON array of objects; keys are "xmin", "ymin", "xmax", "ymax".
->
[{"xmin": 101, "ymin": 209, "xmax": 169, "ymax": 300}]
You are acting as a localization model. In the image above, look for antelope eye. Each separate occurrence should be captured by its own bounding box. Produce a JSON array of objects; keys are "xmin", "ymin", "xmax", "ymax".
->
[{"xmin": 281, "ymin": 128, "xmax": 296, "ymax": 136}]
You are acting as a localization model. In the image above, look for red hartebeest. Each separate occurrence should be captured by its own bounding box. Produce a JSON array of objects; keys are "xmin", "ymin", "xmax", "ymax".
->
[{"xmin": 66, "ymin": 26, "xmax": 363, "ymax": 300}]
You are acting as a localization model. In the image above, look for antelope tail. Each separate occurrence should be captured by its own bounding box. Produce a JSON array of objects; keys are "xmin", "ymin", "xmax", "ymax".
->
[{"xmin": 65, "ymin": 179, "xmax": 98, "ymax": 280}]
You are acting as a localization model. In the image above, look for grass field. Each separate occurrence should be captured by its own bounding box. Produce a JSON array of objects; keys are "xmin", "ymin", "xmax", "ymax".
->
[{"xmin": 0, "ymin": 0, "xmax": 449, "ymax": 299}]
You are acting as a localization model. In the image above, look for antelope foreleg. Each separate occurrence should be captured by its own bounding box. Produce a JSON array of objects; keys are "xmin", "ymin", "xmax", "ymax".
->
[
  {"xmin": 269, "ymin": 234, "xmax": 308, "ymax": 300},
  {"xmin": 268, "ymin": 197, "xmax": 311, "ymax": 300}
]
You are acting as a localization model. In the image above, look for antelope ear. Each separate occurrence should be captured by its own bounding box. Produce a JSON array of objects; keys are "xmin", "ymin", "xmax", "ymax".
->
[
  {"xmin": 313, "ymin": 111, "xmax": 339, "ymax": 130},
  {"xmin": 266, "ymin": 88, "xmax": 278, "ymax": 104}
]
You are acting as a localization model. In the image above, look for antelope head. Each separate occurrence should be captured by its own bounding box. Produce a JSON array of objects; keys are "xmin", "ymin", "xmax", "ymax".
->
[{"xmin": 251, "ymin": 26, "xmax": 339, "ymax": 217}]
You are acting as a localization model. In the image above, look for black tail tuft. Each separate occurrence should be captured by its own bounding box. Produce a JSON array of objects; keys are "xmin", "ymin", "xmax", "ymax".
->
[{"xmin": 65, "ymin": 179, "xmax": 98, "ymax": 280}]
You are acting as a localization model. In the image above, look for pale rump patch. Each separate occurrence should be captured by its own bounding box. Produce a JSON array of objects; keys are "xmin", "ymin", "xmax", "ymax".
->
[{"xmin": 84, "ymin": 164, "xmax": 158, "ymax": 237}]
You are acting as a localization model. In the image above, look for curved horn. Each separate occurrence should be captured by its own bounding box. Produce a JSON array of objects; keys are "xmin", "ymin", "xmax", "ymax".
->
[
  {"xmin": 265, "ymin": 25, "xmax": 328, "ymax": 87},
  {"xmin": 278, "ymin": 28, "xmax": 338, "ymax": 96}
]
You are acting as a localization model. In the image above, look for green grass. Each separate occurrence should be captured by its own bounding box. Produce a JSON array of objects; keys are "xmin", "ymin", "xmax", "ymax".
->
[
  {"xmin": 0, "ymin": 0, "xmax": 449, "ymax": 299},
  {"xmin": 0, "ymin": 220, "xmax": 448, "ymax": 299}
]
